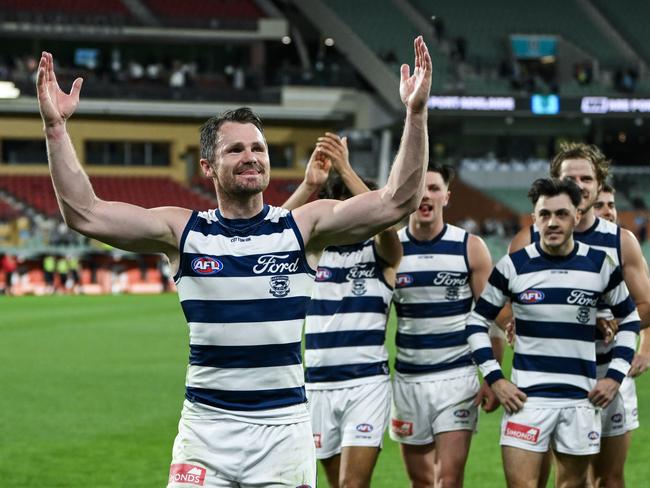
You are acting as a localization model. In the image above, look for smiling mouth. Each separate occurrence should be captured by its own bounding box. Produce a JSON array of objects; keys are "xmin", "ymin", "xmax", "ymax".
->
[{"xmin": 419, "ymin": 204, "xmax": 433, "ymax": 212}]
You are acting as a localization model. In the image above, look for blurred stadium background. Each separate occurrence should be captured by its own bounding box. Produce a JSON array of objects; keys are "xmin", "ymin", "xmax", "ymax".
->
[{"xmin": 1, "ymin": 0, "xmax": 649, "ymax": 486}]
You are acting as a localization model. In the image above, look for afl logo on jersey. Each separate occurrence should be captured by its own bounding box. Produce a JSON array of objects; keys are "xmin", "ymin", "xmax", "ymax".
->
[
  {"xmin": 191, "ymin": 256, "xmax": 223, "ymax": 275},
  {"xmin": 519, "ymin": 290, "xmax": 545, "ymax": 303},
  {"xmin": 396, "ymin": 274, "xmax": 414, "ymax": 288},
  {"xmin": 315, "ymin": 267, "xmax": 333, "ymax": 282},
  {"xmin": 356, "ymin": 423, "xmax": 374, "ymax": 433}
]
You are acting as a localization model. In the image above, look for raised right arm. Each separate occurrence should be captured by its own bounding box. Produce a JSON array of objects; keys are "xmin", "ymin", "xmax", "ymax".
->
[{"xmin": 37, "ymin": 52, "xmax": 188, "ymax": 255}]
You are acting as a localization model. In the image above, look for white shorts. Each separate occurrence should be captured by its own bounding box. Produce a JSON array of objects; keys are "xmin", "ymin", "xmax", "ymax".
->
[
  {"xmin": 500, "ymin": 399, "xmax": 601, "ymax": 455},
  {"xmin": 168, "ymin": 402, "xmax": 316, "ymax": 487},
  {"xmin": 389, "ymin": 371, "xmax": 479, "ymax": 445},
  {"xmin": 601, "ymin": 376, "xmax": 639, "ymax": 437},
  {"xmin": 307, "ymin": 380, "xmax": 391, "ymax": 459}
]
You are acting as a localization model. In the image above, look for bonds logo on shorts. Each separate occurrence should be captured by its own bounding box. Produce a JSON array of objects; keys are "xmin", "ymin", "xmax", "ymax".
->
[
  {"xmin": 313, "ymin": 433, "xmax": 322, "ymax": 449},
  {"xmin": 356, "ymin": 423, "xmax": 373, "ymax": 433},
  {"xmin": 269, "ymin": 275, "xmax": 290, "ymax": 297},
  {"xmin": 169, "ymin": 464, "xmax": 206, "ymax": 486},
  {"xmin": 518, "ymin": 290, "xmax": 544, "ymax": 304},
  {"xmin": 191, "ymin": 256, "xmax": 223, "ymax": 276},
  {"xmin": 391, "ymin": 419, "xmax": 413, "ymax": 437},
  {"xmin": 454, "ymin": 409, "xmax": 470, "ymax": 419},
  {"xmin": 588, "ymin": 431, "xmax": 600, "ymax": 440},
  {"xmin": 396, "ymin": 274, "xmax": 414, "ymax": 288},
  {"xmin": 611, "ymin": 413, "xmax": 623, "ymax": 423},
  {"xmin": 504, "ymin": 421, "xmax": 540, "ymax": 444}
]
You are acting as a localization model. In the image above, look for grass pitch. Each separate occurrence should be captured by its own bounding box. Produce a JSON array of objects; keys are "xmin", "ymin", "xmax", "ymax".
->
[{"xmin": 1, "ymin": 294, "xmax": 649, "ymax": 487}]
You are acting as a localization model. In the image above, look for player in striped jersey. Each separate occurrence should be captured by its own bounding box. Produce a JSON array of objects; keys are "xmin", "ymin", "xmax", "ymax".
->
[
  {"xmin": 389, "ymin": 164, "xmax": 502, "ymax": 488},
  {"xmin": 36, "ymin": 37, "xmax": 432, "ymax": 488},
  {"xmin": 468, "ymin": 178, "xmax": 640, "ymax": 488},
  {"xmin": 507, "ymin": 144, "xmax": 650, "ymax": 488},
  {"xmin": 283, "ymin": 133, "xmax": 401, "ymax": 488}
]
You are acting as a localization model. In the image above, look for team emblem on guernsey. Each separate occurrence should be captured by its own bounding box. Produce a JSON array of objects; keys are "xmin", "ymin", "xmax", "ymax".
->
[
  {"xmin": 445, "ymin": 286, "xmax": 460, "ymax": 301},
  {"xmin": 269, "ymin": 275, "xmax": 290, "ymax": 297},
  {"xmin": 351, "ymin": 279, "xmax": 367, "ymax": 296},
  {"xmin": 315, "ymin": 267, "xmax": 333, "ymax": 281},
  {"xmin": 191, "ymin": 256, "xmax": 223, "ymax": 275},
  {"xmin": 577, "ymin": 306, "xmax": 591, "ymax": 324},
  {"xmin": 519, "ymin": 290, "xmax": 545, "ymax": 303},
  {"xmin": 396, "ymin": 274, "xmax": 414, "ymax": 288}
]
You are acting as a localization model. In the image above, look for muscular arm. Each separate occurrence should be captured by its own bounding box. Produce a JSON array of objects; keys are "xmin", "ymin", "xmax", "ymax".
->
[
  {"xmin": 620, "ymin": 228, "xmax": 650, "ymax": 328},
  {"xmin": 38, "ymin": 52, "xmax": 187, "ymax": 257},
  {"xmin": 293, "ymin": 37, "xmax": 431, "ymax": 252}
]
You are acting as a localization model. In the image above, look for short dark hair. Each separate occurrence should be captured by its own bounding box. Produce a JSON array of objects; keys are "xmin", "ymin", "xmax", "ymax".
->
[
  {"xmin": 549, "ymin": 142, "xmax": 610, "ymax": 188},
  {"xmin": 600, "ymin": 182, "xmax": 615, "ymax": 194},
  {"xmin": 528, "ymin": 178, "xmax": 582, "ymax": 208},
  {"xmin": 200, "ymin": 107, "xmax": 264, "ymax": 163},
  {"xmin": 318, "ymin": 174, "xmax": 378, "ymax": 200},
  {"xmin": 427, "ymin": 162, "xmax": 455, "ymax": 185}
]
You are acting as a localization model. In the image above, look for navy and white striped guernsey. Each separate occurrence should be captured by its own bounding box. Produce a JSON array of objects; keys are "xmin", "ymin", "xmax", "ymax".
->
[
  {"xmin": 304, "ymin": 239, "xmax": 393, "ymax": 389},
  {"xmin": 532, "ymin": 218, "xmax": 624, "ymax": 377},
  {"xmin": 174, "ymin": 205, "xmax": 315, "ymax": 422},
  {"xmin": 393, "ymin": 224, "xmax": 475, "ymax": 378},
  {"xmin": 467, "ymin": 241, "xmax": 640, "ymax": 399}
]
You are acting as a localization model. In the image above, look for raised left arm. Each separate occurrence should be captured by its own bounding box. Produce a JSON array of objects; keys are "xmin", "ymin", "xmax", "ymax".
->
[{"xmin": 293, "ymin": 36, "xmax": 432, "ymax": 252}]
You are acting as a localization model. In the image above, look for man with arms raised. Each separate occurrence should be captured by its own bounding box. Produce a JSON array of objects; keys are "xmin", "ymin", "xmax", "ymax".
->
[
  {"xmin": 389, "ymin": 164, "xmax": 501, "ymax": 488},
  {"xmin": 283, "ymin": 133, "xmax": 401, "ymax": 488},
  {"xmin": 508, "ymin": 144, "xmax": 650, "ymax": 487},
  {"xmin": 35, "ymin": 36, "xmax": 431, "ymax": 487},
  {"xmin": 468, "ymin": 178, "xmax": 640, "ymax": 488}
]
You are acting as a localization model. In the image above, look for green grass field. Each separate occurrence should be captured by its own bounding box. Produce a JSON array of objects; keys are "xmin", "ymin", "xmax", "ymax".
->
[{"xmin": 1, "ymin": 294, "xmax": 649, "ymax": 487}]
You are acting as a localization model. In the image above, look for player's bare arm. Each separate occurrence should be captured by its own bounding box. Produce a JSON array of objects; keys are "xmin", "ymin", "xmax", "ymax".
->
[
  {"xmin": 37, "ymin": 52, "xmax": 187, "ymax": 260},
  {"xmin": 293, "ymin": 36, "xmax": 431, "ymax": 252},
  {"xmin": 467, "ymin": 234, "xmax": 501, "ymax": 412},
  {"xmin": 620, "ymin": 228, "xmax": 650, "ymax": 328}
]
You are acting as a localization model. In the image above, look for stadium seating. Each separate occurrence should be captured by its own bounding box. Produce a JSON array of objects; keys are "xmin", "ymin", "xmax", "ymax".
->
[
  {"xmin": 321, "ymin": 0, "xmax": 449, "ymax": 92},
  {"xmin": 0, "ymin": 176, "xmax": 218, "ymax": 217},
  {"xmin": 410, "ymin": 0, "xmax": 625, "ymax": 68},
  {"xmin": 0, "ymin": 196, "xmax": 20, "ymax": 221},
  {"xmin": 0, "ymin": 0, "xmax": 135, "ymax": 24},
  {"xmin": 142, "ymin": 0, "xmax": 264, "ymax": 28},
  {"xmin": 592, "ymin": 0, "xmax": 650, "ymax": 66}
]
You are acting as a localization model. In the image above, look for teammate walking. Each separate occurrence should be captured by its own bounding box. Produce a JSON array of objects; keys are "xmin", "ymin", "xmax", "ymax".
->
[
  {"xmin": 36, "ymin": 35, "xmax": 432, "ymax": 487},
  {"xmin": 468, "ymin": 178, "xmax": 640, "ymax": 488},
  {"xmin": 389, "ymin": 164, "xmax": 500, "ymax": 488},
  {"xmin": 284, "ymin": 133, "xmax": 401, "ymax": 488}
]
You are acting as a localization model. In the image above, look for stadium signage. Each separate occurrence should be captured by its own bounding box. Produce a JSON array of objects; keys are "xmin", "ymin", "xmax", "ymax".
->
[
  {"xmin": 581, "ymin": 97, "xmax": 650, "ymax": 114},
  {"xmin": 428, "ymin": 96, "xmax": 516, "ymax": 111}
]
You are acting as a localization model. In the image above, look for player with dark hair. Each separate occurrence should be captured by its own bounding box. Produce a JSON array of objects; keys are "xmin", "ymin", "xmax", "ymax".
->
[
  {"xmin": 283, "ymin": 132, "xmax": 401, "ymax": 488},
  {"xmin": 469, "ymin": 177, "xmax": 640, "ymax": 488},
  {"xmin": 593, "ymin": 183, "xmax": 617, "ymax": 224},
  {"xmin": 35, "ymin": 36, "xmax": 432, "ymax": 488},
  {"xmin": 390, "ymin": 163, "xmax": 501, "ymax": 488},
  {"xmin": 507, "ymin": 143, "xmax": 650, "ymax": 487}
]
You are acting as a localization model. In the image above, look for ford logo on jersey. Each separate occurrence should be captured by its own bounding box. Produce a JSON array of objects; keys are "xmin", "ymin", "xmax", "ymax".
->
[
  {"xmin": 396, "ymin": 274, "xmax": 414, "ymax": 287},
  {"xmin": 519, "ymin": 290, "xmax": 545, "ymax": 303},
  {"xmin": 191, "ymin": 256, "xmax": 223, "ymax": 275},
  {"xmin": 356, "ymin": 423, "xmax": 373, "ymax": 433},
  {"xmin": 315, "ymin": 267, "xmax": 333, "ymax": 281}
]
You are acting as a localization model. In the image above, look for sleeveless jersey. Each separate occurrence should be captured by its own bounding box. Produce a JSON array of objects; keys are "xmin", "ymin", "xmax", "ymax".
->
[
  {"xmin": 468, "ymin": 242, "xmax": 639, "ymax": 398},
  {"xmin": 304, "ymin": 239, "xmax": 393, "ymax": 389},
  {"xmin": 174, "ymin": 205, "xmax": 314, "ymax": 423},
  {"xmin": 532, "ymin": 218, "xmax": 623, "ymax": 377},
  {"xmin": 393, "ymin": 224, "xmax": 474, "ymax": 379}
]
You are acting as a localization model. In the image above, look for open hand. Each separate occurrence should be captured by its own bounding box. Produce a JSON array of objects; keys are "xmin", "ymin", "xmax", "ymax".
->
[
  {"xmin": 399, "ymin": 36, "xmax": 432, "ymax": 113},
  {"xmin": 36, "ymin": 51, "xmax": 83, "ymax": 128},
  {"xmin": 304, "ymin": 146, "xmax": 331, "ymax": 189},
  {"xmin": 316, "ymin": 133, "xmax": 350, "ymax": 174},
  {"xmin": 491, "ymin": 379, "xmax": 527, "ymax": 414}
]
